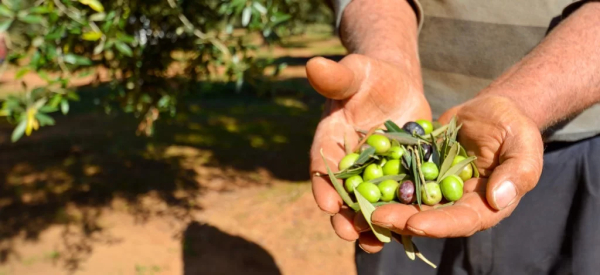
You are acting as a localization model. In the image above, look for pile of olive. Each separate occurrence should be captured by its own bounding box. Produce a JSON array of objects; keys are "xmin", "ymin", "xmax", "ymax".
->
[{"xmin": 334, "ymin": 119, "xmax": 476, "ymax": 207}]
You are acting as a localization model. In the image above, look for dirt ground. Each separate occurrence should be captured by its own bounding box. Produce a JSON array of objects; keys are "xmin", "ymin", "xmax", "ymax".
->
[{"xmin": 0, "ymin": 26, "xmax": 357, "ymax": 275}]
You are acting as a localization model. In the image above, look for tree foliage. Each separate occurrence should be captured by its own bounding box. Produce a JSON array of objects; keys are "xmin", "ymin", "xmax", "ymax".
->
[{"xmin": 0, "ymin": 0, "xmax": 332, "ymax": 141}]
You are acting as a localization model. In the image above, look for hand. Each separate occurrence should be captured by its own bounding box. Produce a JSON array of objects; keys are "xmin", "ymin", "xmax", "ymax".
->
[
  {"xmin": 369, "ymin": 95, "xmax": 544, "ymax": 238},
  {"xmin": 307, "ymin": 54, "xmax": 431, "ymax": 252}
]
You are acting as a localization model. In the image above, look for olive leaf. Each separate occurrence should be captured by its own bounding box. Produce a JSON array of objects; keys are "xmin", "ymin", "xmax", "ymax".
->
[
  {"xmin": 431, "ymin": 133, "xmax": 441, "ymax": 167},
  {"xmin": 438, "ymin": 143, "xmax": 459, "ymax": 183},
  {"xmin": 415, "ymin": 146, "xmax": 430, "ymax": 201},
  {"xmin": 365, "ymin": 174, "xmax": 407, "ymax": 184},
  {"xmin": 402, "ymin": 235, "xmax": 416, "ymax": 261},
  {"xmin": 411, "ymin": 148, "xmax": 422, "ymax": 209},
  {"xmin": 459, "ymin": 146, "xmax": 480, "ymax": 178},
  {"xmin": 438, "ymin": 156, "xmax": 476, "ymax": 183},
  {"xmin": 383, "ymin": 132, "xmax": 425, "ymax": 145},
  {"xmin": 414, "ymin": 242, "xmax": 437, "ymax": 268},
  {"xmin": 334, "ymin": 160, "xmax": 373, "ymax": 179},
  {"xmin": 429, "ymin": 124, "xmax": 449, "ymax": 138},
  {"xmin": 356, "ymin": 146, "xmax": 376, "ymax": 165},
  {"xmin": 354, "ymin": 188, "xmax": 392, "ymax": 243},
  {"xmin": 320, "ymin": 149, "xmax": 359, "ymax": 211},
  {"xmin": 384, "ymin": 120, "xmax": 403, "ymax": 133},
  {"xmin": 401, "ymin": 145, "xmax": 411, "ymax": 170}
]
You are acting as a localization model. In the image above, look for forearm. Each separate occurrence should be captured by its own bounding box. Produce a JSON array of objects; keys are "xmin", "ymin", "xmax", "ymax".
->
[
  {"xmin": 339, "ymin": 0, "xmax": 421, "ymax": 79},
  {"xmin": 480, "ymin": 2, "xmax": 600, "ymax": 130}
]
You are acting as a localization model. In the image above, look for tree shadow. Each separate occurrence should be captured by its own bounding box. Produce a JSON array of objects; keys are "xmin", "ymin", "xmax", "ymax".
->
[
  {"xmin": 182, "ymin": 221, "xmax": 281, "ymax": 275},
  {"xmin": 0, "ymin": 75, "xmax": 325, "ymax": 271}
]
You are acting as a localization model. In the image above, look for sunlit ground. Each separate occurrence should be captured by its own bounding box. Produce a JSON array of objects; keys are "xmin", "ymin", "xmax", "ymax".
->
[{"xmin": 0, "ymin": 25, "xmax": 354, "ymax": 275}]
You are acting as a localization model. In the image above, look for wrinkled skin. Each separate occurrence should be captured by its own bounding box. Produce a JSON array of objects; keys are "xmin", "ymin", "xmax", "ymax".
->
[{"xmin": 307, "ymin": 54, "xmax": 431, "ymax": 252}]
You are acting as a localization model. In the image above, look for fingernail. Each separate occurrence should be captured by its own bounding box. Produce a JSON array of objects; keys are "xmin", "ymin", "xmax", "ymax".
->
[
  {"xmin": 493, "ymin": 180, "xmax": 517, "ymax": 210},
  {"xmin": 358, "ymin": 243, "xmax": 372, "ymax": 254},
  {"xmin": 407, "ymin": 226, "xmax": 426, "ymax": 235}
]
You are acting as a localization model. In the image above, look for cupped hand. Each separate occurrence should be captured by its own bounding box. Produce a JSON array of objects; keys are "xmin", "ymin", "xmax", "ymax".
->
[
  {"xmin": 307, "ymin": 54, "xmax": 431, "ymax": 252},
  {"xmin": 369, "ymin": 95, "xmax": 544, "ymax": 238}
]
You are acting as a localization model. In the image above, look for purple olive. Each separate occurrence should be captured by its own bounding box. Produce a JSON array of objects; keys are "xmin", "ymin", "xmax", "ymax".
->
[
  {"xmin": 403, "ymin": 122, "xmax": 425, "ymax": 136},
  {"xmin": 422, "ymin": 144, "xmax": 432, "ymax": 161},
  {"xmin": 398, "ymin": 180, "xmax": 416, "ymax": 204}
]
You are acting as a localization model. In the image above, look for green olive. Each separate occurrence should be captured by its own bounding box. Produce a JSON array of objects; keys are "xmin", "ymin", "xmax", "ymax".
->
[
  {"xmin": 452, "ymin": 156, "xmax": 474, "ymax": 181},
  {"xmin": 421, "ymin": 181, "xmax": 442, "ymax": 206},
  {"xmin": 345, "ymin": 175, "xmax": 364, "ymax": 193},
  {"xmin": 356, "ymin": 182, "xmax": 381, "ymax": 203},
  {"xmin": 440, "ymin": 175, "xmax": 464, "ymax": 202},
  {"xmin": 421, "ymin": 162, "xmax": 439, "ymax": 181},
  {"xmin": 338, "ymin": 153, "xmax": 360, "ymax": 171},
  {"xmin": 367, "ymin": 134, "xmax": 391, "ymax": 154},
  {"xmin": 416, "ymin": 119, "xmax": 434, "ymax": 135},
  {"xmin": 363, "ymin": 163, "xmax": 384, "ymax": 181},
  {"xmin": 387, "ymin": 146, "xmax": 405, "ymax": 160},
  {"xmin": 382, "ymin": 159, "xmax": 405, "ymax": 175},
  {"xmin": 378, "ymin": 179, "xmax": 400, "ymax": 202}
]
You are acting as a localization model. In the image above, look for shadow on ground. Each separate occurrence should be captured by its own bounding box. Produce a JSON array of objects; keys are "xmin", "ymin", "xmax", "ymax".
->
[
  {"xmin": 182, "ymin": 221, "xmax": 281, "ymax": 275},
  {"xmin": 0, "ymin": 76, "xmax": 324, "ymax": 271}
]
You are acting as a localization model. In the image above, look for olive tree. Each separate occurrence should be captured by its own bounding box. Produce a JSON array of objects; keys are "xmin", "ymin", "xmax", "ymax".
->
[{"xmin": 0, "ymin": 0, "xmax": 331, "ymax": 141}]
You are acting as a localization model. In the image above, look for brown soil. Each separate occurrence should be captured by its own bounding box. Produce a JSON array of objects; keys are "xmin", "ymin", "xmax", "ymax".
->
[{"xmin": 0, "ymin": 27, "xmax": 355, "ymax": 275}]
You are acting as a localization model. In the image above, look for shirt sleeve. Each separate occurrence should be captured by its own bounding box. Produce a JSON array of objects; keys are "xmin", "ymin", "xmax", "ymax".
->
[
  {"xmin": 332, "ymin": 0, "xmax": 424, "ymax": 35},
  {"xmin": 561, "ymin": 0, "xmax": 600, "ymax": 19}
]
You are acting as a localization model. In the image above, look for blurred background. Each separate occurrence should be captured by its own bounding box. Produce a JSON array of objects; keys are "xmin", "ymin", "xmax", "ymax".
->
[{"xmin": 0, "ymin": 0, "xmax": 353, "ymax": 274}]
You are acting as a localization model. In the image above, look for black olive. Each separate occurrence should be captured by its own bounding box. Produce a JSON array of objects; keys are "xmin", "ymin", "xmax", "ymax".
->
[
  {"xmin": 422, "ymin": 143, "xmax": 432, "ymax": 161},
  {"xmin": 403, "ymin": 121, "xmax": 425, "ymax": 136}
]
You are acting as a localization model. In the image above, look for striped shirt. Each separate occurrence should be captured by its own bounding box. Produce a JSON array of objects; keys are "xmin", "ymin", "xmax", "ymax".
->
[{"xmin": 332, "ymin": 0, "xmax": 600, "ymax": 142}]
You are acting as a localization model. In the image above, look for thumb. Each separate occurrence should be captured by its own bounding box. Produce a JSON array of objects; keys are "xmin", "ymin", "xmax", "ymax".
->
[
  {"xmin": 306, "ymin": 56, "xmax": 361, "ymax": 100},
  {"xmin": 486, "ymin": 122, "xmax": 543, "ymax": 210}
]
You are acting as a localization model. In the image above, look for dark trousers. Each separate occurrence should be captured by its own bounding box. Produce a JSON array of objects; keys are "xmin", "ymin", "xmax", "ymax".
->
[{"xmin": 356, "ymin": 135, "xmax": 600, "ymax": 275}]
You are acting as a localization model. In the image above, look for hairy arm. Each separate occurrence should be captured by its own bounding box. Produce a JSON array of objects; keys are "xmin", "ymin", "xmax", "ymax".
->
[
  {"xmin": 338, "ymin": 0, "xmax": 422, "ymax": 79},
  {"xmin": 480, "ymin": 2, "xmax": 600, "ymax": 130}
]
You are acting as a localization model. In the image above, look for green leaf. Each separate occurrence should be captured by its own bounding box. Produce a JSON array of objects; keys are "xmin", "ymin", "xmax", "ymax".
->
[
  {"xmin": 241, "ymin": 6, "xmax": 252, "ymax": 27},
  {"xmin": 0, "ymin": 5, "xmax": 13, "ymax": 17},
  {"xmin": 79, "ymin": 0, "xmax": 105, "ymax": 12},
  {"xmin": 11, "ymin": 118, "xmax": 27, "ymax": 142},
  {"xmin": 115, "ymin": 41, "xmax": 132, "ymax": 57},
  {"xmin": 19, "ymin": 14, "xmax": 43, "ymax": 24},
  {"xmin": 355, "ymin": 146, "xmax": 376, "ymax": 165},
  {"xmin": 64, "ymin": 54, "xmax": 92, "ymax": 65},
  {"xmin": 81, "ymin": 31, "xmax": 102, "ymax": 41},
  {"xmin": 60, "ymin": 99, "xmax": 69, "ymax": 115},
  {"xmin": 384, "ymin": 132, "xmax": 425, "ymax": 145},
  {"xmin": 39, "ymin": 105, "xmax": 58, "ymax": 113},
  {"xmin": 66, "ymin": 92, "xmax": 79, "ymax": 101},
  {"xmin": 413, "ymin": 242, "xmax": 437, "ymax": 268},
  {"xmin": 0, "ymin": 19, "xmax": 13, "ymax": 31},
  {"xmin": 431, "ymin": 133, "xmax": 441, "ymax": 167},
  {"xmin": 29, "ymin": 6, "xmax": 50, "ymax": 14},
  {"xmin": 439, "ymin": 156, "xmax": 477, "ymax": 183},
  {"xmin": 89, "ymin": 12, "xmax": 106, "ymax": 21},
  {"xmin": 354, "ymin": 188, "xmax": 392, "ymax": 243},
  {"xmin": 15, "ymin": 67, "xmax": 30, "ymax": 79},
  {"xmin": 411, "ymin": 149, "xmax": 421, "ymax": 208},
  {"xmin": 116, "ymin": 32, "xmax": 135, "ymax": 44},
  {"xmin": 320, "ymin": 149, "xmax": 359, "ymax": 211},
  {"xmin": 438, "ymin": 143, "xmax": 459, "ymax": 183},
  {"xmin": 364, "ymin": 174, "xmax": 407, "ymax": 184},
  {"xmin": 334, "ymin": 161, "xmax": 372, "ymax": 179},
  {"xmin": 402, "ymin": 235, "xmax": 416, "ymax": 260},
  {"xmin": 401, "ymin": 145, "xmax": 411, "ymax": 170},
  {"xmin": 49, "ymin": 94, "xmax": 62, "ymax": 107},
  {"xmin": 252, "ymin": 2, "xmax": 267, "ymax": 14},
  {"xmin": 35, "ymin": 112, "xmax": 55, "ymax": 126},
  {"xmin": 384, "ymin": 120, "xmax": 403, "ymax": 133},
  {"xmin": 429, "ymin": 124, "xmax": 449, "ymax": 138}
]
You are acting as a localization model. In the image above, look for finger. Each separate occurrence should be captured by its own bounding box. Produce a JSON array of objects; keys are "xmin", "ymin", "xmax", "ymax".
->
[
  {"xmin": 487, "ymin": 121, "xmax": 543, "ymax": 210},
  {"xmin": 331, "ymin": 207, "xmax": 360, "ymax": 241},
  {"xmin": 438, "ymin": 105, "xmax": 462, "ymax": 124},
  {"xmin": 353, "ymin": 212, "xmax": 371, "ymax": 233},
  {"xmin": 405, "ymin": 180, "xmax": 519, "ymax": 238},
  {"xmin": 311, "ymin": 176, "xmax": 342, "ymax": 215},
  {"xmin": 358, "ymin": 231, "xmax": 384, "ymax": 253},
  {"xmin": 306, "ymin": 56, "xmax": 361, "ymax": 100},
  {"xmin": 370, "ymin": 203, "xmax": 431, "ymax": 235}
]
